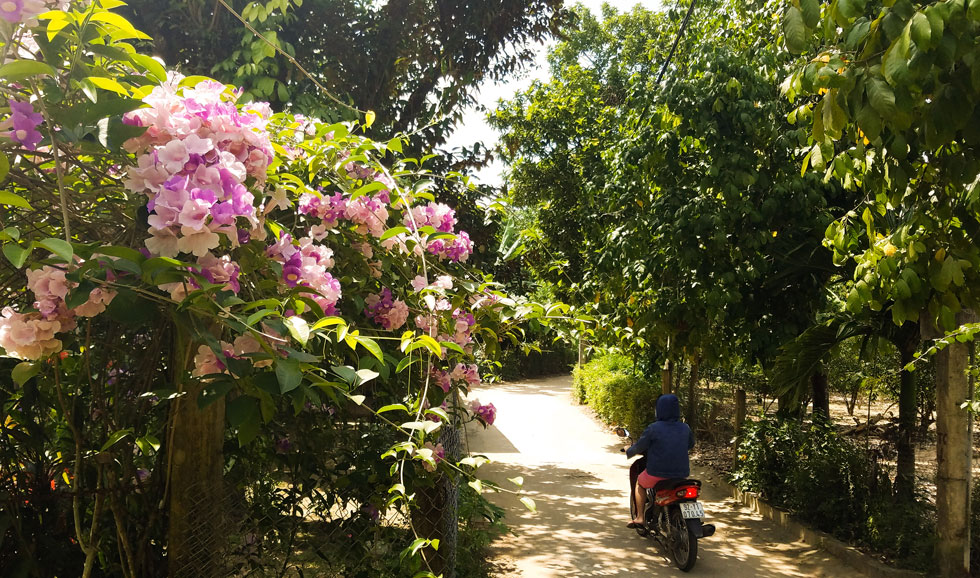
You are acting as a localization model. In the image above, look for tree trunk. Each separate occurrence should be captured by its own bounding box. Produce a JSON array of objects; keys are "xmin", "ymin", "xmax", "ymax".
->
[
  {"xmin": 895, "ymin": 326, "xmax": 920, "ymax": 504},
  {"xmin": 412, "ymin": 424, "xmax": 461, "ymax": 578},
  {"xmin": 734, "ymin": 388, "xmax": 746, "ymax": 469},
  {"xmin": 930, "ymin": 309, "xmax": 975, "ymax": 578},
  {"xmin": 686, "ymin": 356, "xmax": 699, "ymax": 435},
  {"xmin": 662, "ymin": 359, "xmax": 673, "ymax": 395},
  {"xmin": 810, "ymin": 370, "xmax": 830, "ymax": 423},
  {"xmin": 167, "ymin": 330, "xmax": 226, "ymax": 578}
]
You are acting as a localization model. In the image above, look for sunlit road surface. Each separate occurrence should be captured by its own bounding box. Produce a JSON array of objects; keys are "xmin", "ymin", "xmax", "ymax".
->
[{"xmin": 464, "ymin": 375, "xmax": 857, "ymax": 577}]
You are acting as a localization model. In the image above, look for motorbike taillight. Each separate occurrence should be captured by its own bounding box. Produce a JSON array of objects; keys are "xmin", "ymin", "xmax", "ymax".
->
[{"xmin": 679, "ymin": 486, "xmax": 698, "ymax": 499}]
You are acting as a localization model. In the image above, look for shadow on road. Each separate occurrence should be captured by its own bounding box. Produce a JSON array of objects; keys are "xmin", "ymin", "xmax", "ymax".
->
[{"xmin": 465, "ymin": 376, "xmax": 855, "ymax": 577}]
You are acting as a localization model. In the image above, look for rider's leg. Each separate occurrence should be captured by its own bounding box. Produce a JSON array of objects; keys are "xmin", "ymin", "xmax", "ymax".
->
[{"xmin": 632, "ymin": 482, "xmax": 647, "ymax": 524}]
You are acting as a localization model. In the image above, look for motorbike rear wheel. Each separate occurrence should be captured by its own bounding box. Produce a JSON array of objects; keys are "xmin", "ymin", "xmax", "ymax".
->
[{"xmin": 668, "ymin": 507, "xmax": 698, "ymax": 571}]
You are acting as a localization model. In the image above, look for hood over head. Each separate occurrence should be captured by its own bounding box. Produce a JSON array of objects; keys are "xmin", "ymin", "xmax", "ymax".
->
[{"xmin": 656, "ymin": 394, "xmax": 681, "ymax": 422}]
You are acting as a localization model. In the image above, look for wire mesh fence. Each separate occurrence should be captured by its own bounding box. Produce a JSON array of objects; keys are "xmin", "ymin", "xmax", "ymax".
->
[{"xmin": 171, "ymin": 476, "xmax": 418, "ymax": 578}]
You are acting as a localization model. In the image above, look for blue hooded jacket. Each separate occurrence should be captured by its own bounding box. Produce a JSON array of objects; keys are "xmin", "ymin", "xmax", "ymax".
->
[{"xmin": 625, "ymin": 394, "xmax": 695, "ymax": 479}]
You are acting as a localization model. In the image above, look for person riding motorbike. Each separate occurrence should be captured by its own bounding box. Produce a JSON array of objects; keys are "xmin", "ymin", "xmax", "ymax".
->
[{"xmin": 626, "ymin": 394, "xmax": 695, "ymax": 528}]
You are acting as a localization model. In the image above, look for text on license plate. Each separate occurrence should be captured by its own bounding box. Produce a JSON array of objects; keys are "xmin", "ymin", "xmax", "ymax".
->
[{"xmin": 680, "ymin": 502, "xmax": 704, "ymax": 519}]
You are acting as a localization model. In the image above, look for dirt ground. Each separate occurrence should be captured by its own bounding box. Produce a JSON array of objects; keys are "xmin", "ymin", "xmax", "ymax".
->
[{"xmin": 464, "ymin": 376, "xmax": 861, "ymax": 577}]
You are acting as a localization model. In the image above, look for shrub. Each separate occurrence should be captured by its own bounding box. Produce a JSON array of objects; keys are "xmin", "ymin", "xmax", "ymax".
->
[
  {"xmin": 572, "ymin": 353, "xmax": 659, "ymax": 435},
  {"xmin": 491, "ymin": 339, "xmax": 577, "ymax": 381},
  {"xmin": 732, "ymin": 417, "xmax": 934, "ymax": 571}
]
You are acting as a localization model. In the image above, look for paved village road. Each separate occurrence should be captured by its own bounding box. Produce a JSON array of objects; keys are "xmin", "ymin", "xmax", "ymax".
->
[{"xmin": 463, "ymin": 375, "xmax": 857, "ymax": 578}]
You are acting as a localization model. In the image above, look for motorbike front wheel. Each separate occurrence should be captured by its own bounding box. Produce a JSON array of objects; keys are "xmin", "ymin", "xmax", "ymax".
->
[{"xmin": 668, "ymin": 507, "xmax": 698, "ymax": 572}]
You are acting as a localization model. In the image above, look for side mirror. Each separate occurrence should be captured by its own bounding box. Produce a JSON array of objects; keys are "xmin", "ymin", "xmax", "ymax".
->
[{"xmin": 614, "ymin": 427, "xmax": 629, "ymax": 438}]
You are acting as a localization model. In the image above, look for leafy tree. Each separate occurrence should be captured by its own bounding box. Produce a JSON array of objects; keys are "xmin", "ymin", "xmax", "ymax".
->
[
  {"xmin": 492, "ymin": 1, "xmax": 848, "ymax": 379},
  {"xmin": 123, "ymin": 0, "xmax": 570, "ymax": 145},
  {"xmin": 780, "ymin": 0, "xmax": 980, "ymax": 572}
]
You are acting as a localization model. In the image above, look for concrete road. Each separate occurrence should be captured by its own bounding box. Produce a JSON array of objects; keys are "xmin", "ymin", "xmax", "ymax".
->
[{"xmin": 463, "ymin": 376, "xmax": 857, "ymax": 577}]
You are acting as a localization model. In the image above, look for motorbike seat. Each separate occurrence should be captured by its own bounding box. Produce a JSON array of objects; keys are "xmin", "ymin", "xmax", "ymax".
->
[{"xmin": 652, "ymin": 478, "xmax": 701, "ymax": 492}]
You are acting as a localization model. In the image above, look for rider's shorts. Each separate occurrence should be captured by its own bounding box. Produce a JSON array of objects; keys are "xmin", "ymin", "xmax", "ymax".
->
[{"xmin": 637, "ymin": 471, "xmax": 667, "ymax": 489}]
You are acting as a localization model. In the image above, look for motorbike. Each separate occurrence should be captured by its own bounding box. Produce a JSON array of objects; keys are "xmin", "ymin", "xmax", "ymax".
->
[{"xmin": 617, "ymin": 427, "xmax": 715, "ymax": 572}]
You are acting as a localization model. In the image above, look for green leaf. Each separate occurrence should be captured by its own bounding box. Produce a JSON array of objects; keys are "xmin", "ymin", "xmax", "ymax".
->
[
  {"xmin": 66, "ymin": 280, "xmax": 96, "ymax": 309},
  {"xmin": 351, "ymin": 180, "xmax": 388, "ymax": 200},
  {"xmin": 311, "ymin": 316, "xmax": 345, "ymax": 330},
  {"xmin": 275, "ymin": 358, "xmax": 303, "ymax": 393},
  {"xmin": 46, "ymin": 14, "xmax": 72, "ymax": 41},
  {"xmin": 89, "ymin": 11, "xmax": 152, "ymax": 40},
  {"xmin": 12, "ymin": 362, "xmax": 40, "ymax": 386},
  {"xmin": 130, "ymin": 53, "xmax": 167, "ymax": 83},
  {"xmin": 520, "ymin": 496, "xmax": 537, "ymax": 512},
  {"xmin": 0, "ymin": 191, "xmax": 31, "ymax": 209},
  {"xmin": 380, "ymin": 226, "xmax": 411, "ymax": 241},
  {"xmin": 800, "ymin": 0, "xmax": 820, "ymax": 27},
  {"xmin": 3, "ymin": 243, "xmax": 29, "ymax": 268},
  {"xmin": 284, "ymin": 315, "xmax": 310, "ymax": 346},
  {"xmin": 353, "ymin": 335, "xmax": 384, "ymax": 362},
  {"xmin": 100, "ymin": 428, "xmax": 134, "ymax": 452},
  {"xmin": 783, "ymin": 5, "xmax": 807, "ymax": 54},
  {"xmin": 882, "ymin": 26, "xmax": 911, "ymax": 84},
  {"xmin": 86, "ymin": 76, "xmax": 129, "ymax": 96},
  {"xmin": 866, "ymin": 78, "xmax": 897, "ymax": 119},
  {"xmin": 37, "ymin": 238, "xmax": 73, "ymax": 262},
  {"xmin": 0, "ymin": 60, "xmax": 57, "ymax": 81},
  {"xmin": 910, "ymin": 12, "xmax": 931, "ymax": 49},
  {"xmin": 377, "ymin": 403, "xmax": 408, "ymax": 414},
  {"xmin": 0, "ymin": 152, "xmax": 8, "ymax": 183}
]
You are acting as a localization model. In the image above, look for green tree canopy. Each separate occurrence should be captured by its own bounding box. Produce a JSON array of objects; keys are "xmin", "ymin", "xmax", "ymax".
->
[{"xmin": 124, "ymin": 0, "xmax": 570, "ymax": 145}]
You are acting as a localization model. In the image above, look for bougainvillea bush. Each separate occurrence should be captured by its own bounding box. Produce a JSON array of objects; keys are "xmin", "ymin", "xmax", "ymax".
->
[{"xmin": 0, "ymin": 2, "xmax": 537, "ymax": 576}]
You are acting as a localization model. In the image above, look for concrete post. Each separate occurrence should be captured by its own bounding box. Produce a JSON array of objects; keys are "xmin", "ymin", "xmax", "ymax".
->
[{"xmin": 933, "ymin": 310, "xmax": 975, "ymax": 577}]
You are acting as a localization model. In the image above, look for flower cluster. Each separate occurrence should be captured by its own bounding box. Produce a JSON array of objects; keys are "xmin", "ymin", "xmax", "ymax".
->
[
  {"xmin": 429, "ymin": 362, "xmax": 481, "ymax": 393},
  {"xmin": 0, "ymin": 307, "xmax": 63, "ymax": 360},
  {"xmin": 0, "ymin": 263, "xmax": 117, "ymax": 360},
  {"xmin": 402, "ymin": 202, "xmax": 473, "ymax": 263},
  {"xmin": 2, "ymin": 100, "xmax": 43, "ymax": 150},
  {"xmin": 426, "ymin": 230, "xmax": 473, "ymax": 263},
  {"xmin": 122, "ymin": 79, "xmax": 273, "ymax": 259},
  {"xmin": 298, "ymin": 189, "xmax": 391, "ymax": 239},
  {"xmin": 190, "ymin": 333, "xmax": 275, "ymax": 377},
  {"xmin": 265, "ymin": 233, "xmax": 341, "ymax": 315},
  {"xmin": 418, "ymin": 441, "xmax": 445, "ymax": 472},
  {"xmin": 364, "ymin": 288, "xmax": 409, "ymax": 330},
  {"xmin": 468, "ymin": 399, "xmax": 496, "ymax": 427}
]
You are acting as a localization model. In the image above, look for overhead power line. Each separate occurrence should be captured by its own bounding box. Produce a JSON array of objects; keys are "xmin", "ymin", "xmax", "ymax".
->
[{"xmin": 655, "ymin": 0, "xmax": 698, "ymax": 86}]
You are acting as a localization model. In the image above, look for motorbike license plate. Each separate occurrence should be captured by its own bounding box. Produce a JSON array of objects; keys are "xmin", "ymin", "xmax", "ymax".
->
[{"xmin": 680, "ymin": 502, "xmax": 704, "ymax": 519}]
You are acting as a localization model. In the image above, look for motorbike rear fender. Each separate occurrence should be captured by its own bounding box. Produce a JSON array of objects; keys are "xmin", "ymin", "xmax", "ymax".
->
[{"xmin": 686, "ymin": 516, "xmax": 705, "ymax": 539}]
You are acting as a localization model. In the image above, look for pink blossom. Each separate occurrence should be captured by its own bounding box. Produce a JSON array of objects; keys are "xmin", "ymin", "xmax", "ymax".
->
[
  {"xmin": 191, "ymin": 343, "xmax": 231, "ymax": 377},
  {"xmin": 73, "ymin": 288, "xmax": 117, "ymax": 317},
  {"xmin": 411, "ymin": 275, "xmax": 428, "ymax": 292},
  {"xmin": 0, "ymin": 307, "xmax": 63, "ymax": 360},
  {"xmin": 364, "ymin": 288, "xmax": 408, "ymax": 330},
  {"xmin": 177, "ymin": 227, "xmax": 220, "ymax": 256},
  {"xmin": 468, "ymin": 399, "xmax": 496, "ymax": 427}
]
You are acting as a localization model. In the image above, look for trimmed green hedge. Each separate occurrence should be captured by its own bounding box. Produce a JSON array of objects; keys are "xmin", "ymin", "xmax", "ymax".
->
[
  {"xmin": 572, "ymin": 353, "xmax": 659, "ymax": 435},
  {"xmin": 733, "ymin": 417, "xmax": 935, "ymax": 571}
]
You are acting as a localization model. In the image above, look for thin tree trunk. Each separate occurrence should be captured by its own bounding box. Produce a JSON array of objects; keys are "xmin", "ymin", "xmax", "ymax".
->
[
  {"xmin": 810, "ymin": 370, "xmax": 830, "ymax": 423},
  {"xmin": 895, "ymin": 328, "xmax": 919, "ymax": 503},
  {"xmin": 662, "ymin": 359, "xmax": 673, "ymax": 395},
  {"xmin": 734, "ymin": 388, "xmax": 746, "ymax": 469},
  {"xmin": 686, "ymin": 356, "xmax": 699, "ymax": 434},
  {"xmin": 931, "ymin": 310, "xmax": 975, "ymax": 577}
]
